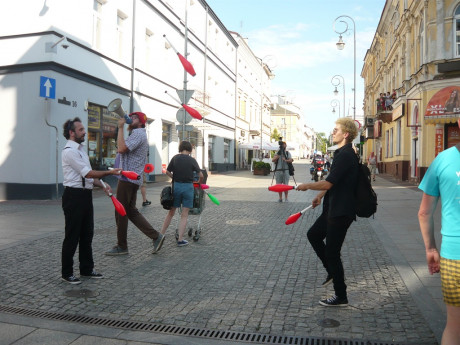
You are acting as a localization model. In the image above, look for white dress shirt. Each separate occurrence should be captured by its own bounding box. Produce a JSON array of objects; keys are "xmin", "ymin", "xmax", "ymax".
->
[{"xmin": 62, "ymin": 140, "xmax": 93, "ymax": 189}]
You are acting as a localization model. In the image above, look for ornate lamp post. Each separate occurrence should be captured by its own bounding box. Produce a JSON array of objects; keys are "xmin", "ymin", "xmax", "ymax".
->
[
  {"xmin": 331, "ymin": 75, "xmax": 345, "ymax": 118},
  {"xmin": 333, "ymin": 15, "xmax": 356, "ymax": 120},
  {"xmin": 331, "ymin": 99, "xmax": 340, "ymax": 118}
]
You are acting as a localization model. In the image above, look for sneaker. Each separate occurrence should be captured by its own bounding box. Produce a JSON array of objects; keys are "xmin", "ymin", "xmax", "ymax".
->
[
  {"xmin": 177, "ymin": 239, "xmax": 189, "ymax": 247},
  {"xmin": 284, "ymin": 198, "xmax": 289, "ymax": 202},
  {"xmin": 62, "ymin": 275, "xmax": 81, "ymax": 285},
  {"xmin": 142, "ymin": 200, "xmax": 151, "ymax": 206},
  {"xmin": 321, "ymin": 274, "xmax": 333, "ymax": 287},
  {"xmin": 278, "ymin": 199, "xmax": 283, "ymax": 202},
  {"xmin": 152, "ymin": 234, "xmax": 165, "ymax": 254},
  {"xmin": 319, "ymin": 295, "xmax": 348, "ymax": 307},
  {"xmin": 81, "ymin": 270, "xmax": 103, "ymax": 279},
  {"xmin": 105, "ymin": 246, "xmax": 128, "ymax": 256}
]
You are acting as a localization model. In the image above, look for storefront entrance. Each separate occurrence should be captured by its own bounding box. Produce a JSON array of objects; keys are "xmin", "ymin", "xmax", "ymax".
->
[{"xmin": 87, "ymin": 103, "xmax": 118, "ymax": 170}]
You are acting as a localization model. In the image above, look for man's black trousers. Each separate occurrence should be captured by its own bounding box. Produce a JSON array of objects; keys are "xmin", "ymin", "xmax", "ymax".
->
[
  {"xmin": 307, "ymin": 212, "xmax": 353, "ymax": 299},
  {"xmin": 61, "ymin": 187, "xmax": 94, "ymax": 278}
]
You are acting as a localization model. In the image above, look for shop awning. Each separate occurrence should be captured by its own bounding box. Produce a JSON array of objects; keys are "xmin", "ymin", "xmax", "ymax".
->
[
  {"xmin": 425, "ymin": 86, "xmax": 460, "ymax": 124},
  {"xmin": 238, "ymin": 142, "xmax": 278, "ymax": 150}
]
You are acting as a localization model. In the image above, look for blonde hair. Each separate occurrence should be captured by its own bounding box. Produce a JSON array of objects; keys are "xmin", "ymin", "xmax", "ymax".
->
[{"xmin": 336, "ymin": 118, "xmax": 358, "ymax": 143}]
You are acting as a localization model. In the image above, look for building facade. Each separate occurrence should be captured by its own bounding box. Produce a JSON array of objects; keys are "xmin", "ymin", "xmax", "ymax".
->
[
  {"xmin": 362, "ymin": 0, "xmax": 460, "ymax": 182},
  {"xmin": 0, "ymin": 0, "xmax": 249, "ymax": 199}
]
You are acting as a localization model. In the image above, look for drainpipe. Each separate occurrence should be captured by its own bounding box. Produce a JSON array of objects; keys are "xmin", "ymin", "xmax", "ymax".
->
[{"xmin": 44, "ymin": 98, "xmax": 59, "ymax": 199}]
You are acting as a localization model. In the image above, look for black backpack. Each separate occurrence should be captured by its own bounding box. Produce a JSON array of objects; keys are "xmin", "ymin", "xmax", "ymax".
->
[
  {"xmin": 160, "ymin": 186, "xmax": 174, "ymax": 210},
  {"xmin": 355, "ymin": 162, "xmax": 378, "ymax": 218}
]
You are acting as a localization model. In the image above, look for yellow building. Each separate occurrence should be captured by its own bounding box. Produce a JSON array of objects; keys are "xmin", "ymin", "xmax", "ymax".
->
[{"xmin": 362, "ymin": 0, "xmax": 460, "ymax": 182}]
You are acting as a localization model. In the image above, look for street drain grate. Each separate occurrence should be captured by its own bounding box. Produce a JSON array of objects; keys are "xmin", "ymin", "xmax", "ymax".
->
[
  {"xmin": 226, "ymin": 219, "xmax": 260, "ymax": 225},
  {"xmin": 64, "ymin": 289, "xmax": 99, "ymax": 298},
  {"xmin": 0, "ymin": 304, "xmax": 413, "ymax": 345}
]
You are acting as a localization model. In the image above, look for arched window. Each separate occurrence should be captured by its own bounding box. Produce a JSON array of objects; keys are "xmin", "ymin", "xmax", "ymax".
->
[{"xmin": 454, "ymin": 5, "xmax": 460, "ymax": 57}]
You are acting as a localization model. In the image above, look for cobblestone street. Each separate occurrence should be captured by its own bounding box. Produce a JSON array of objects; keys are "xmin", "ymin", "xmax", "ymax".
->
[{"xmin": 0, "ymin": 162, "xmax": 440, "ymax": 344}]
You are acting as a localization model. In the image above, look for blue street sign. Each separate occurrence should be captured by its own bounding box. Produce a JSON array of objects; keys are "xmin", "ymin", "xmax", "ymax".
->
[{"xmin": 40, "ymin": 76, "xmax": 56, "ymax": 99}]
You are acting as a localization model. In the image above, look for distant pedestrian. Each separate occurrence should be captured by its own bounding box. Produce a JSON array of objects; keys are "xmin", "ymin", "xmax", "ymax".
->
[
  {"xmin": 272, "ymin": 141, "xmax": 293, "ymax": 202},
  {"xmin": 61, "ymin": 118, "xmax": 121, "ymax": 284},
  {"xmin": 140, "ymin": 172, "xmax": 151, "ymax": 206},
  {"xmin": 296, "ymin": 117, "xmax": 359, "ymax": 307},
  {"xmin": 418, "ymin": 117, "xmax": 460, "ymax": 345},
  {"xmin": 160, "ymin": 141, "xmax": 203, "ymax": 247},
  {"xmin": 105, "ymin": 112, "xmax": 164, "ymax": 256},
  {"xmin": 367, "ymin": 152, "xmax": 378, "ymax": 182}
]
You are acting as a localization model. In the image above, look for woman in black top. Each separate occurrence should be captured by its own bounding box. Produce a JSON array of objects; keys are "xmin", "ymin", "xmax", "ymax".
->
[{"xmin": 160, "ymin": 141, "xmax": 203, "ymax": 247}]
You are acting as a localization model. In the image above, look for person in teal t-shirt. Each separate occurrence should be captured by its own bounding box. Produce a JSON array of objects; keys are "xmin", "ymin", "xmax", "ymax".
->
[{"xmin": 418, "ymin": 118, "xmax": 460, "ymax": 345}]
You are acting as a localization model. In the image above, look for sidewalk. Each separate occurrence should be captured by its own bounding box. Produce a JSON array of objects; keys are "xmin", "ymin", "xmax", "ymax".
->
[{"xmin": 0, "ymin": 163, "xmax": 442, "ymax": 345}]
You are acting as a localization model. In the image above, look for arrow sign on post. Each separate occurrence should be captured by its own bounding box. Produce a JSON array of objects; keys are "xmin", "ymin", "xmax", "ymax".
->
[{"xmin": 40, "ymin": 76, "xmax": 56, "ymax": 99}]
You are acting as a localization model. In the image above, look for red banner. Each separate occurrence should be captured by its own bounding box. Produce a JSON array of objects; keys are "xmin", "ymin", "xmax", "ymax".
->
[{"xmin": 425, "ymin": 86, "xmax": 460, "ymax": 123}]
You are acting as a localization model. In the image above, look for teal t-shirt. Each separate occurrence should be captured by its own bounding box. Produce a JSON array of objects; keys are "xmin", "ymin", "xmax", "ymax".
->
[{"xmin": 419, "ymin": 146, "xmax": 460, "ymax": 260}]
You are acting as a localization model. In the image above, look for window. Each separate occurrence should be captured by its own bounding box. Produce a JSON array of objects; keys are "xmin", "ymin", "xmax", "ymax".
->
[
  {"xmin": 389, "ymin": 128, "xmax": 394, "ymax": 157},
  {"xmin": 162, "ymin": 123, "xmax": 171, "ymax": 169},
  {"xmin": 239, "ymin": 99, "xmax": 247, "ymax": 120},
  {"xmin": 385, "ymin": 130, "xmax": 389, "ymax": 158},
  {"xmin": 117, "ymin": 10, "xmax": 127, "ymax": 60},
  {"xmin": 396, "ymin": 120, "xmax": 401, "ymax": 155},
  {"xmin": 455, "ymin": 5, "xmax": 460, "ymax": 57},
  {"xmin": 93, "ymin": 0, "xmax": 103, "ymax": 49},
  {"xmin": 224, "ymin": 139, "xmax": 230, "ymax": 163},
  {"xmin": 145, "ymin": 29, "xmax": 153, "ymax": 71},
  {"xmin": 87, "ymin": 103, "xmax": 118, "ymax": 169}
]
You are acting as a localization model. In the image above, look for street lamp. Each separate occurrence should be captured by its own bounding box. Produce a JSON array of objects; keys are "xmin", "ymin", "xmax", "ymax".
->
[
  {"xmin": 331, "ymin": 99, "xmax": 340, "ymax": 117},
  {"xmin": 333, "ymin": 15, "xmax": 356, "ymax": 120},
  {"xmin": 331, "ymin": 75, "xmax": 345, "ymax": 118}
]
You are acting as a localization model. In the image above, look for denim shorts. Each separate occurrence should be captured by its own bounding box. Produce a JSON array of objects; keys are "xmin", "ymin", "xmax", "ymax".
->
[{"xmin": 173, "ymin": 182, "xmax": 194, "ymax": 209}]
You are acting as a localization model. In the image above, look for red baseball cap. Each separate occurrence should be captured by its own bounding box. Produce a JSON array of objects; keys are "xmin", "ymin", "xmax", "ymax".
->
[{"xmin": 129, "ymin": 112, "xmax": 147, "ymax": 125}]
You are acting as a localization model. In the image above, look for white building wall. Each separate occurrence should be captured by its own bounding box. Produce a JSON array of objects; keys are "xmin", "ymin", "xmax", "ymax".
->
[{"xmin": 0, "ymin": 0, "xmax": 241, "ymax": 199}]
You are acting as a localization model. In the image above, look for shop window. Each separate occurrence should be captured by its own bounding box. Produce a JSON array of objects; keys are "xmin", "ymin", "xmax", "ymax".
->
[
  {"xmin": 396, "ymin": 120, "xmax": 401, "ymax": 155},
  {"xmin": 87, "ymin": 103, "xmax": 118, "ymax": 169},
  {"xmin": 208, "ymin": 136, "xmax": 215, "ymax": 169},
  {"xmin": 162, "ymin": 122, "xmax": 171, "ymax": 166},
  {"xmin": 224, "ymin": 138, "xmax": 230, "ymax": 163},
  {"xmin": 445, "ymin": 122, "xmax": 460, "ymax": 149}
]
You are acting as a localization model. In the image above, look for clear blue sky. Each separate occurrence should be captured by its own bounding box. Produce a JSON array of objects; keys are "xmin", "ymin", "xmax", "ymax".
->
[{"xmin": 206, "ymin": 0, "xmax": 386, "ymax": 134}]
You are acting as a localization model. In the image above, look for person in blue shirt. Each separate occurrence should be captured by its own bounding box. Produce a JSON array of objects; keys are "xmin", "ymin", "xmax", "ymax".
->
[{"xmin": 418, "ymin": 118, "xmax": 460, "ymax": 345}]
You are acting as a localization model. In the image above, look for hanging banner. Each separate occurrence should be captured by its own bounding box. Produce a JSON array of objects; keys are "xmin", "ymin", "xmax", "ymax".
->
[
  {"xmin": 425, "ymin": 86, "xmax": 460, "ymax": 124},
  {"xmin": 435, "ymin": 127, "xmax": 443, "ymax": 157}
]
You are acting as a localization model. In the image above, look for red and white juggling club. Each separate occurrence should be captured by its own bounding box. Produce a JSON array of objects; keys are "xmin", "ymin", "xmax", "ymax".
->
[
  {"xmin": 100, "ymin": 180, "xmax": 127, "ymax": 216},
  {"xmin": 163, "ymin": 34, "xmax": 196, "ymax": 77},
  {"xmin": 109, "ymin": 168, "xmax": 140, "ymax": 180},
  {"xmin": 268, "ymin": 184, "xmax": 296, "ymax": 193},
  {"xmin": 285, "ymin": 205, "xmax": 313, "ymax": 225},
  {"xmin": 164, "ymin": 91, "xmax": 203, "ymax": 120}
]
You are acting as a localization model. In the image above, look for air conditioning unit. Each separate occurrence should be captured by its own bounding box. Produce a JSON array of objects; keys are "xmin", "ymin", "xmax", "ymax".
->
[{"xmin": 365, "ymin": 117, "xmax": 375, "ymax": 126}]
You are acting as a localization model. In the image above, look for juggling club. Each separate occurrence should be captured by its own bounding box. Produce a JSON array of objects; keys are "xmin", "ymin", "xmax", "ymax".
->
[
  {"xmin": 193, "ymin": 183, "xmax": 209, "ymax": 190},
  {"xmin": 268, "ymin": 184, "xmax": 296, "ymax": 193},
  {"xmin": 144, "ymin": 163, "xmax": 154, "ymax": 173},
  {"xmin": 109, "ymin": 168, "xmax": 140, "ymax": 180},
  {"xmin": 285, "ymin": 205, "xmax": 313, "ymax": 225},
  {"xmin": 163, "ymin": 34, "xmax": 196, "ymax": 77},
  {"xmin": 100, "ymin": 180, "xmax": 127, "ymax": 216},
  {"xmin": 164, "ymin": 91, "xmax": 203, "ymax": 120}
]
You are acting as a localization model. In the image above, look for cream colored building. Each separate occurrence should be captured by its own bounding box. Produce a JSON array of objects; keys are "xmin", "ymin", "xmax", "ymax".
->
[{"xmin": 362, "ymin": 0, "xmax": 460, "ymax": 182}]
